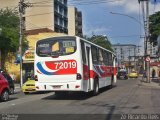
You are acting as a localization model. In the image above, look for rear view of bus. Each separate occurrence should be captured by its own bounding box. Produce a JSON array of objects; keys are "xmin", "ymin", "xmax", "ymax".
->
[{"xmin": 34, "ymin": 36, "xmax": 83, "ymax": 93}]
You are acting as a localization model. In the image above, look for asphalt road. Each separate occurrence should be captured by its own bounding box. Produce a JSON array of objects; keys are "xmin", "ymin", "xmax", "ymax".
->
[{"xmin": 0, "ymin": 78, "xmax": 160, "ymax": 120}]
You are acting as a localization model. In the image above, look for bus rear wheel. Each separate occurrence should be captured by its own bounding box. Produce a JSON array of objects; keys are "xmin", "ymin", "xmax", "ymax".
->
[
  {"xmin": 93, "ymin": 79, "xmax": 99, "ymax": 96},
  {"xmin": 110, "ymin": 75, "xmax": 115, "ymax": 88}
]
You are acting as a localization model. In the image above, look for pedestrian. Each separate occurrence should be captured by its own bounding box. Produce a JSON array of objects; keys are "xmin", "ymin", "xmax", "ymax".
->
[
  {"xmin": 152, "ymin": 69, "xmax": 155, "ymax": 79},
  {"xmin": 10, "ymin": 72, "xmax": 15, "ymax": 81},
  {"xmin": 158, "ymin": 70, "xmax": 160, "ymax": 85},
  {"xmin": 142, "ymin": 70, "xmax": 147, "ymax": 81}
]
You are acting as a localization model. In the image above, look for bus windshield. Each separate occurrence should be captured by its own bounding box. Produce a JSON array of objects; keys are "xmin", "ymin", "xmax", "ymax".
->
[{"xmin": 36, "ymin": 38, "xmax": 77, "ymax": 57}]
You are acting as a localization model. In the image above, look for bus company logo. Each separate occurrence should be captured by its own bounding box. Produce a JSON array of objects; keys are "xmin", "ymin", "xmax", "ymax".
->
[
  {"xmin": 93, "ymin": 65, "xmax": 112, "ymax": 77},
  {"xmin": 93, "ymin": 65, "xmax": 105, "ymax": 77},
  {"xmin": 36, "ymin": 60, "xmax": 77, "ymax": 75}
]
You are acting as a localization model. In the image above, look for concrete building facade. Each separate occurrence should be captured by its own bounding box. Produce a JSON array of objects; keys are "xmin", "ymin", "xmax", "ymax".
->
[
  {"xmin": 68, "ymin": 6, "xmax": 83, "ymax": 37},
  {"xmin": 0, "ymin": 0, "xmax": 68, "ymax": 34},
  {"xmin": 112, "ymin": 44, "xmax": 141, "ymax": 72}
]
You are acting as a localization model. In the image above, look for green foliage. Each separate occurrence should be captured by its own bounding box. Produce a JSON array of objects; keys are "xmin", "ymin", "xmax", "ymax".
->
[
  {"xmin": 88, "ymin": 35, "xmax": 113, "ymax": 51},
  {"xmin": 0, "ymin": 9, "xmax": 19, "ymax": 52},
  {"xmin": 0, "ymin": 8, "xmax": 28, "ymax": 69},
  {"xmin": 149, "ymin": 11, "xmax": 160, "ymax": 46}
]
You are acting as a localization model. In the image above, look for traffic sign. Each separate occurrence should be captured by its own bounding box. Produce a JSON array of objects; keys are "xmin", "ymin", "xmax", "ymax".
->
[{"xmin": 145, "ymin": 56, "xmax": 150, "ymax": 62}]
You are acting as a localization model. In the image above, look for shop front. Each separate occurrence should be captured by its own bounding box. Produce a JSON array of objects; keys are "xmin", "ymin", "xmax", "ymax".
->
[
  {"xmin": 150, "ymin": 62, "xmax": 160, "ymax": 78},
  {"xmin": 22, "ymin": 49, "xmax": 34, "ymax": 83}
]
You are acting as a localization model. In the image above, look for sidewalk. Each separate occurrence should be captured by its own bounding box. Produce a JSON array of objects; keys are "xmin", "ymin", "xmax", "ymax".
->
[{"xmin": 139, "ymin": 77, "xmax": 160, "ymax": 88}]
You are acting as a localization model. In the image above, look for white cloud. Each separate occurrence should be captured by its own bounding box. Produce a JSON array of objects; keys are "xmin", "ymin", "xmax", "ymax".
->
[
  {"xmin": 150, "ymin": 3, "xmax": 160, "ymax": 14},
  {"xmin": 83, "ymin": 26, "xmax": 112, "ymax": 36},
  {"xmin": 107, "ymin": 0, "xmax": 160, "ymax": 15}
]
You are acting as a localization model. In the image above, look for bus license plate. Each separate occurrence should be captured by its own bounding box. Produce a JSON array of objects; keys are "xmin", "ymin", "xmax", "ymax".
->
[{"xmin": 52, "ymin": 85, "xmax": 62, "ymax": 89}]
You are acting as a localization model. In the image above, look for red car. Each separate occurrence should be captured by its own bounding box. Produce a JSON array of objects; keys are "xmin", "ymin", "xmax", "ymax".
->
[{"xmin": 0, "ymin": 73, "xmax": 10, "ymax": 101}]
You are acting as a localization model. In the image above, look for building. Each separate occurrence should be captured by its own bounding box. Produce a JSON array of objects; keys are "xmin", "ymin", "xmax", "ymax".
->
[
  {"xmin": 0, "ymin": 0, "xmax": 68, "ymax": 34},
  {"xmin": 147, "ymin": 42, "xmax": 158, "ymax": 56},
  {"xmin": 25, "ymin": 0, "xmax": 68, "ymax": 34},
  {"xmin": 112, "ymin": 44, "xmax": 141, "ymax": 72},
  {"xmin": 0, "ymin": 0, "xmax": 18, "ymax": 9},
  {"xmin": 112, "ymin": 44, "xmax": 137, "ymax": 64},
  {"xmin": 68, "ymin": 6, "xmax": 83, "ymax": 37}
]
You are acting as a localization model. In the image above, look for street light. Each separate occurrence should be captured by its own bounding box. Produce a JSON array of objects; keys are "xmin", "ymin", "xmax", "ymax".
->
[{"xmin": 110, "ymin": 12, "xmax": 144, "ymax": 28}]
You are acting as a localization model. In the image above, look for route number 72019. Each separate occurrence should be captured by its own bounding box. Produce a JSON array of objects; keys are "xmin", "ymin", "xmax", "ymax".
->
[{"xmin": 55, "ymin": 61, "xmax": 77, "ymax": 69}]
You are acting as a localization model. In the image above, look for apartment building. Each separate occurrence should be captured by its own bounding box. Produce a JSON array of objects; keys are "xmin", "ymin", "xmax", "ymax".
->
[
  {"xmin": 68, "ymin": 6, "xmax": 83, "ymax": 37},
  {"xmin": 147, "ymin": 42, "xmax": 158, "ymax": 56},
  {"xmin": 0, "ymin": 0, "xmax": 68, "ymax": 34}
]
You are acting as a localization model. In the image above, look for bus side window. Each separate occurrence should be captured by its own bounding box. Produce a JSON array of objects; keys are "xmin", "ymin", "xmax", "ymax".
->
[
  {"xmin": 98, "ymin": 49, "xmax": 104, "ymax": 65},
  {"xmin": 81, "ymin": 41, "xmax": 86, "ymax": 64},
  {"xmin": 91, "ymin": 45, "xmax": 98, "ymax": 65},
  {"xmin": 103, "ymin": 50, "xmax": 108, "ymax": 66},
  {"xmin": 108, "ymin": 53, "xmax": 113, "ymax": 66}
]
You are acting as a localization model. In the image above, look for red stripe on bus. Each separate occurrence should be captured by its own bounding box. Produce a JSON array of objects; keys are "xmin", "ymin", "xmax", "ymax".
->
[
  {"xmin": 83, "ymin": 64, "xmax": 89, "ymax": 80},
  {"xmin": 113, "ymin": 67, "xmax": 117, "ymax": 75}
]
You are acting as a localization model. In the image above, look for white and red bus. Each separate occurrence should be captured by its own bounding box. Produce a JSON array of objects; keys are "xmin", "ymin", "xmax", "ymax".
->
[{"xmin": 34, "ymin": 36, "xmax": 117, "ymax": 95}]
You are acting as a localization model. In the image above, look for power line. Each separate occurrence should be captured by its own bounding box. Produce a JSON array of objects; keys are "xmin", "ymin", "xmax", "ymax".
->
[
  {"xmin": 109, "ymin": 35, "xmax": 144, "ymax": 38},
  {"xmin": 30, "ymin": 0, "xmax": 124, "ymax": 7},
  {"xmin": 31, "ymin": 0, "xmax": 53, "ymax": 4},
  {"xmin": 69, "ymin": 0, "xmax": 124, "ymax": 6},
  {"xmin": 25, "ymin": 20, "xmax": 54, "ymax": 30},
  {"xmin": 25, "ymin": 12, "xmax": 53, "ymax": 17},
  {"xmin": 30, "ymin": 0, "xmax": 123, "ymax": 4}
]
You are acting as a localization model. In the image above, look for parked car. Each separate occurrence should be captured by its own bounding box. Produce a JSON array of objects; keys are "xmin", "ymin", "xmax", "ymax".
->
[
  {"xmin": 117, "ymin": 71, "xmax": 128, "ymax": 80},
  {"xmin": 2, "ymin": 73, "xmax": 15, "ymax": 94},
  {"xmin": 128, "ymin": 71, "xmax": 138, "ymax": 78},
  {"xmin": 22, "ymin": 79, "xmax": 35, "ymax": 94},
  {"xmin": 0, "ymin": 73, "xmax": 10, "ymax": 101}
]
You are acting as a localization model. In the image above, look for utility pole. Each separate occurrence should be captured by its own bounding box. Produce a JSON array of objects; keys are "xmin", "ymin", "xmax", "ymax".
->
[
  {"xmin": 19, "ymin": 0, "xmax": 31, "ymax": 86},
  {"xmin": 128, "ymin": 48, "xmax": 131, "ymax": 73},
  {"xmin": 134, "ymin": 46, "xmax": 136, "ymax": 70},
  {"xmin": 138, "ymin": 0, "xmax": 150, "ymax": 83},
  {"xmin": 146, "ymin": 0, "xmax": 150, "ymax": 83}
]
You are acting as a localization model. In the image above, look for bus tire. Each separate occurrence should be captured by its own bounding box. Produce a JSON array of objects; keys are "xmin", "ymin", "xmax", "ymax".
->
[
  {"xmin": 93, "ymin": 78, "xmax": 99, "ymax": 96},
  {"xmin": 110, "ymin": 75, "xmax": 114, "ymax": 89}
]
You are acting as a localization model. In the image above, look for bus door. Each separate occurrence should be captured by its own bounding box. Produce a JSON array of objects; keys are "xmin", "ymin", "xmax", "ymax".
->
[{"xmin": 85, "ymin": 43, "xmax": 91, "ymax": 90}]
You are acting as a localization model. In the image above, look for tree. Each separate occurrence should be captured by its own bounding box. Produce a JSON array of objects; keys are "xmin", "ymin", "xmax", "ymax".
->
[
  {"xmin": 88, "ymin": 35, "xmax": 113, "ymax": 51},
  {"xmin": 0, "ymin": 8, "xmax": 28, "ymax": 69},
  {"xmin": 149, "ymin": 11, "xmax": 160, "ymax": 46}
]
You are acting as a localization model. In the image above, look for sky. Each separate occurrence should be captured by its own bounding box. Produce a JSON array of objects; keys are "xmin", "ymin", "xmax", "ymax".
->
[{"xmin": 68, "ymin": 0, "xmax": 160, "ymax": 53}]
